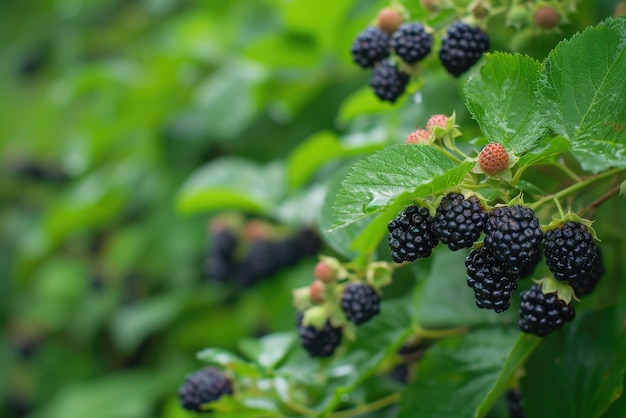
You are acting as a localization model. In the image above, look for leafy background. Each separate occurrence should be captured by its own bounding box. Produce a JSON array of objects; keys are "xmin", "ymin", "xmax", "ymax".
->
[{"xmin": 1, "ymin": 1, "xmax": 625, "ymax": 418}]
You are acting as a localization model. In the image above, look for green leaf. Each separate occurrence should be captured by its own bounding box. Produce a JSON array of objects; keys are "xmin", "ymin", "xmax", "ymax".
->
[
  {"xmin": 176, "ymin": 157, "xmax": 285, "ymax": 215},
  {"xmin": 465, "ymin": 53, "xmax": 546, "ymax": 154},
  {"xmin": 398, "ymin": 327, "xmax": 520, "ymax": 418},
  {"xmin": 337, "ymin": 86, "xmax": 396, "ymax": 125},
  {"xmin": 239, "ymin": 333, "xmax": 296, "ymax": 371},
  {"xmin": 521, "ymin": 307, "xmax": 626, "ymax": 418},
  {"xmin": 197, "ymin": 348, "xmax": 262, "ymax": 378},
  {"xmin": 516, "ymin": 136, "xmax": 570, "ymax": 168},
  {"xmin": 331, "ymin": 145, "xmax": 473, "ymax": 230},
  {"xmin": 539, "ymin": 17, "xmax": 626, "ymax": 173}
]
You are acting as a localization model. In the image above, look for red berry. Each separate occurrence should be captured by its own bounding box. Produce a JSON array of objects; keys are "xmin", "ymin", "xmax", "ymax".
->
[
  {"xmin": 405, "ymin": 128, "xmax": 430, "ymax": 144},
  {"xmin": 377, "ymin": 8, "xmax": 403, "ymax": 34},
  {"xmin": 426, "ymin": 114, "xmax": 448, "ymax": 133},
  {"xmin": 478, "ymin": 143, "xmax": 509, "ymax": 175},
  {"xmin": 534, "ymin": 6, "xmax": 559, "ymax": 29},
  {"xmin": 310, "ymin": 280, "xmax": 326, "ymax": 304},
  {"xmin": 314, "ymin": 261, "xmax": 336, "ymax": 284}
]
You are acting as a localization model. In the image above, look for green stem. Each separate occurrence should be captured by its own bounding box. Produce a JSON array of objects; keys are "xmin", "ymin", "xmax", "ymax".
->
[
  {"xmin": 553, "ymin": 161, "xmax": 583, "ymax": 183},
  {"xmin": 282, "ymin": 397, "xmax": 318, "ymax": 417},
  {"xmin": 528, "ymin": 167, "xmax": 625, "ymax": 211},
  {"xmin": 552, "ymin": 196, "xmax": 565, "ymax": 218},
  {"xmin": 328, "ymin": 392, "xmax": 401, "ymax": 418}
]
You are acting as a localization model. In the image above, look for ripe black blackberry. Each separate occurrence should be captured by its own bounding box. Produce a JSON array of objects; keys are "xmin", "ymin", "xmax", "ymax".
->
[
  {"xmin": 370, "ymin": 60, "xmax": 410, "ymax": 103},
  {"xmin": 465, "ymin": 246, "xmax": 519, "ymax": 313},
  {"xmin": 570, "ymin": 248, "xmax": 604, "ymax": 297},
  {"xmin": 351, "ymin": 27, "xmax": 390, "ymax": 68},
  {"xmin": 237, "ymin": 238, "xmax": 280, "ymax": 287},
  {"xmin": 506, "ymin": 389, "xmax": 525, "ymax": 418},
  {"xmin": 439, "ymin": 21, "xmax": 490, "ymax": 77},
  {"xmin": 519, "ymin": 283, "xmax": 575, "ymax": 336},
  {"xmin": 390, "ymin": 22, "xmax": 433, "ymax": 64},
  {"xmin": 483, "ymin": 205, "xmax": 543, "ymax": 274},
  {"xmin": 388, "ymin": 205, "xmax": 439, "ymax": 263},
  {"xmin": 544, "ymin": 221, "xmax": 600, "ymax": 283},
  {"xmin": 519, "ymin": 250, "xmax": 542, "ymax": 279},
  {"xmin": 178, "ymin": 367, "xmax": 233, "ymax": 412},
  {"xmin": 432, "ymin": 193, "xmax": 488, "ymax": 251},
  {"xmin": 297, "ymin": 313, "xmax": 342, "ymax": 358},
  {"xmin": 341, "ymin": 283, "xmax": 381, "ymax": 325}
]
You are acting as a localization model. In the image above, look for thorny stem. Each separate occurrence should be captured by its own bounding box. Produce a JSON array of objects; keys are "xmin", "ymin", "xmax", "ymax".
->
[
  {"xmin": 528, "ymin": 167, "xmax": 625, "ymax": 212},
  {"xmin": 328, "ymin": 392, "xmax": 402, "ymax": 418}
]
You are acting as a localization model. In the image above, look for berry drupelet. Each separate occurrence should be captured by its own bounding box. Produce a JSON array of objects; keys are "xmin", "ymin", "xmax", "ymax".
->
[
  {"xmin": 465, "ymin": 246, "xmax": 519, "ymax": 313},
  {"xmin": 391, "ymin": 22, "xmax": 433, "ymax": 64},
  {"xmin": 518, "ymin": 284, "xmax": 575, "ymax": 336},
  {"xmin": 351, "ymin": 27, "xmax": 390, "ymax": 68},
  {"xmin": 439, "ymin": 21, "xmax": 490, "ymax": 77},
  {"xmin": 341, "ymin": 283, "xmax": 381, "ymax": 325},
  {"xmin": 483, "ymin": 205, "xmax": 543, "ymax": 274},
  {"xmin": 432, "ymin": 193, "xmax": 488, "ymax": 251},
  {"xmin": 297, "ymin": 313, "xmax": 342, "ymax": 358},
  {"xmin": 370, "ymin": 60, "xmax": 410, "ymax": 103},
  {"xmin": 178, "ymin": 367, "xmax": 233, "ymax": 412},
  {"xmin": 388, "ymin": 205, "xmax": 439, "ymax": 263}
]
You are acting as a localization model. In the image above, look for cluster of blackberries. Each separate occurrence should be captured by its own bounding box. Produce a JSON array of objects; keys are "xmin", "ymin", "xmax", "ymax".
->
[
  {"xmin": 388, "ymin": 196, "xmax": 604, "ymax": 337},
  {"xmin": 178, "ymin": 367, "xmax": 233, "ymax": 412},
  {"xmin": 351, "ymin": 15, "xmax": 489, "ymax": 102},
  {"xmin": 205, "ymin": 221, "xmax": 322, "ymax": 288}
]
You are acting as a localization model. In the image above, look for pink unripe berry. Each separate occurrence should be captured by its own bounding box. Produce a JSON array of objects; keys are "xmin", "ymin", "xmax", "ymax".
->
[
  {"xmin": 534, "ymin": 6, "xmax": 559, "ymax": 29},
  {"xmin": 478, "ymin": 143, "xmax": 509, "ymax": 175},
  {"xmin": 405, "ymin": 128, "xmax": 430, "ymax": 144},
  {"xmin": 314, "ymin": 261, "xmax": 336, "ymax": 284},
  {"xmin": 310, "ymin": 280, "xmax": 326, "ymax": 304},
  {"xmin": 377, "ymin": 8, "xmax": 404, "ymax": 34},
  {"xmin": 426, "ymin": 114, "xmax": 448, "ymax": 133}
]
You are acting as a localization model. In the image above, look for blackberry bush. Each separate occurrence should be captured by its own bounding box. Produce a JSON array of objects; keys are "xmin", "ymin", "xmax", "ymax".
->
[
  {"xmin": 388, "ymin": 204, "xmax": 439, "ymax": 263},
  {"xmin": 432, "ymin": 193, "xmax": 488, "ymax": 251},
  {"xmin": 439, "ymin": 21, "xmax": 490, "ymax": 76},
  {"xmin": 178, "ymin": 367, "xmax": 233, "ymax": 412},
  {"xmin": 340, "ymin": 283, "xmax": 381, "ymax": 325}
]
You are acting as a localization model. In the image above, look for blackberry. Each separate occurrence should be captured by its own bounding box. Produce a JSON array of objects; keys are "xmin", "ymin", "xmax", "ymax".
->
[
  {"xmin": 432, "ymin": 193, "xmax": 488, "ymax": 251},
  {"xmin": 519, "ymin": 283, "xmax": 575, "ymax": 336},
  {"xmin": 297, "ymin": 313, "xmax": 342, "ymax": 358},
  {"xmin": 290, "ymin": 227, "xmax": 323, "ymax": 257},
  {"xmin": 205, "ymin": 227, "xmax": 238, "ymax": 282},
  {"xmin": 340, "ymin": 283, "xmax": 381, "ymax": 325},
  {"xmin": 351, "ymin": 27, "xmax": 390, "ymax": 68},
  {"xmin": 506, "ymin": 389, "xmax": 525, "ymax": 418},
  {"xmin": 178, "ymin": 367, "xmax": 233, "ymax": 412},
  {"xmin": 213, "ymin": 228, "xmax": 238, "ymax": 258},
  {"xmin": 388, "ymin": 205, "xmax": 439, "ymax": 263},
  {"xmin": 370, "ymin": 60, "xmax": 410, "ymax": 103},
  {"xmin": 439, "ymin": 21, "xmax": 490, "ymax": 77},
  {"xmin": 390, "ymin": 22, "xmax": 433, "ymax": 64},
  {"xmin": 465, "ymin": 246, "xmax": 519, "ymax": 313},
  {"xmin": 519, "ymin": 250, "xmax": 542, "ymax": 279},
  {"xmin": 544, "ymin": 221, "xmax": 600, "ymax": 283},
  {"xmin": 570, "ymin": 248, "xmax": 604, "ymax": 297},
  {"xmin": 483, "ymin": 205, "xmax": 543, "ymax": 274},
  {"xmin": 236, "ymin": 239, "xmax": 279, "ymax": 287}
]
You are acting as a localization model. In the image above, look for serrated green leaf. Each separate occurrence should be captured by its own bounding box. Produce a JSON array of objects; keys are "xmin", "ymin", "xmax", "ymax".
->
[
  {"xmin": 331, "ymin": 145, "xmax": 473, "ymax": 230},
  {"xmin": 516, "ymin": 136, "xmax": 570, "ymax": 169},
  {"xmin": 539, "ymin": 17, "xmax": 626, "ymax": 173},
  {"xmin": 398, "ymin": 327, "xmax": 520, "ymax": 418},
  {"xmin": 465, "ymin": 53, "xmax": 546, "ymax": 154},
  {"xmin": 176, "ymin": 157, "xmax": 285, "ymax": 215},
  {"xmin": 521, "ymin": 307, "xmax": 626, "ymax": 418}
]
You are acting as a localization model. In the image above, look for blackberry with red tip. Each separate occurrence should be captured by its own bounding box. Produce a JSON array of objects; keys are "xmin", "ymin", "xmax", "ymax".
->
[
  {"xmin": 465, "ymin": 246, "xmax": 519, "ymax": 313},
  {"xmin": 484, "ymin": 205, "xmax": 543, "ymax": 274},
  {"xmin": 297, "ymin": 313, "xmax": 342, "ymax": 358},
  {"xmin": 388, "ymin": 205, "xmax": 439, "ymax": 263},
  {"xmin": 432, "ymin": 193, "xmax": 488, "ymax": 251},
  {"xmin": 341, "ymin": 283, "xmax": 381, "ymax": 325},
  {"xmin": 544, "ymin": 221, "xmax": 600, "ymax": 283},
  {"xmin": 519, "ymin": 284, "xmax": 575, "ymax": 336},
  {"xmin": 178, "ymin": 367, "xmax": 233, "ymax": 412},
  {"xmin": 391, "ymin": 23, "xmax": 433, "ymax": 64},
  {"xmin": 351, "ymin": 27, "xmax": 390, "ymax": 68},
  {"xmin": 370, "ymin": 61, "xmax": 410, "ymax": 103},
  {"xmin": 439, "ymin": 21, "xmax": 489, "ymax": 76},
  {"xmin": 570, "ymin": 248, "xmax": 604, "ymax": 297}
]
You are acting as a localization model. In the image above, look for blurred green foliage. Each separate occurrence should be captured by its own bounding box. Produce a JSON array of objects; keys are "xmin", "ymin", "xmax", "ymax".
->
[{"xmin": 1, "ymin": 0, "xmax": 625, "ymax": 418}]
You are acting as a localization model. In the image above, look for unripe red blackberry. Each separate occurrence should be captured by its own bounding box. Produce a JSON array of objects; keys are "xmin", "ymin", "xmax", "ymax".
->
[
  {"xmin": 340, "ymin": 283, "xmax": 381, "ymax": 325},
  {"xmin": 370, "ymin": 60, "xmax": 410, "ymax": 103},
  {"xmin": 314, "ymin": 261, "xmax": 336, "ymax": 284},
  {"xmin": 405, "ymin": 128, "xmax": 430, "ymax": 144},
  {"xmin": 465, "ymin": 246, "xmax": 519, "ymax": 313},
  {"xmin": 388, "ymin": 205, "xmax": 439, "ymax": 263},
  {"xmin": 426, "ymin": 114, "xmax": 448, "ymax": 133},
  {"xmin": 310, "ymin": 280, "xmax": 326, "ymax": 304},
  {"xmin": 391, "ymin": 23, "xmax": 433, "ymax": 64},
  {"xmin": 439, "ymin": 21, "xmax": 489, "ymax": 77},
  {"xmin": 297, "ymin": 313, "xmax": 342, "ymax": 357},
  {"xmin": 544, "ymin": 221, "xmax": 600, "ymax": 284},
  {"xmin": 377, "ymin": 8, "xmax": 404, "ymax": 34},
  {"xmin": 432, "ymin": 193, "xmax": 488, "ymax": 251},
  {"xmin": 178, "ymin": 367, "xmax": 233, "ymax": 412},
  {"xmin": 478, "ymin": 143, "xmax": 509, "ymax": 175},
  {"xmin": 534, "ymin": 6, "xmax": 560, "ymax": 29},
  {"xmin": 519, "ymin": 284, "xmax": 575, "ymax": 336},
  {"xmin": 483, "ymin": 205, "xmax": 543, "ymax": 274},
  {"xmin": 351, "ymin": 27, "xmax": 390, "ymax": 68}
]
